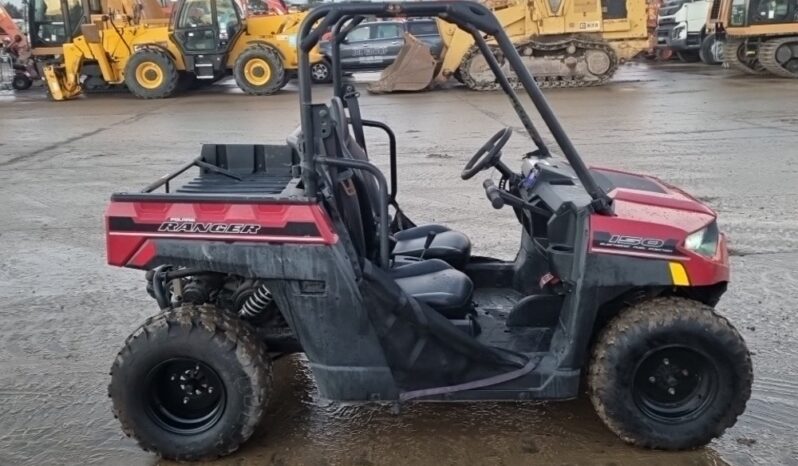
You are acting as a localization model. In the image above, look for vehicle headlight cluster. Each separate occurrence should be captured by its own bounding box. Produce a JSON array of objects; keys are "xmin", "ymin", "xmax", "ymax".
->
[
  {"xmin": 684, "ymin": 221, "xmax": 720, "ymax": 258},
  {"xmin": 672, "ymin": 24, "xmax": 687, "ymax": 40}
]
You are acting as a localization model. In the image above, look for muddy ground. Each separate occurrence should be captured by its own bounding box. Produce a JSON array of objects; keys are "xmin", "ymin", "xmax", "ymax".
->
[{"xmin": 0, "ymin": 63, "xmax": 796, "ymax": 466}]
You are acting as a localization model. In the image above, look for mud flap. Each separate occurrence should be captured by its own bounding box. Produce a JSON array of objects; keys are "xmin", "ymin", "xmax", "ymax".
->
[
  {"xmin": 359, "ymin": 261, "xmax": 534, "ymax": 397},
  {"xmin": 367, "ymin": 34, "xmax": 437, "ymax": 94}
]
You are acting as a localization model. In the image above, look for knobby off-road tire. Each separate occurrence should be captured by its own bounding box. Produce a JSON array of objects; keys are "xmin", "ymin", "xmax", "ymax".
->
[
  {"xmin": 233, "ymin": 45, "xmax": 286, "ymax": 95},
  {"xmin": 109, "ymin": 305, "xmax": 273, "ymax": 461},
  {"xmin": 124, "ymin": 49, "xmax": 179, "ymax": 99},
  {"xmin": 588, "ymin": 297, "xmax": 752, "ymax": 450}
]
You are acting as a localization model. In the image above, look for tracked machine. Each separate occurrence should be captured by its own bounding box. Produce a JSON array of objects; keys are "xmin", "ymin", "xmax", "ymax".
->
[
  {"xmin": 714, "ymin": 0, "xmax": 798, "ymax": 76},
  {"xmin": 370, "ymin": 0, "xmax": 653, "ymax": 92}
]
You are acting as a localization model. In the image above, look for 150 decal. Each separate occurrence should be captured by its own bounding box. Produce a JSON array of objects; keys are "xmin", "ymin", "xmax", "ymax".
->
[{"xmin": 592, "ymin": 231, "xmax": 678, "ymax": 255}]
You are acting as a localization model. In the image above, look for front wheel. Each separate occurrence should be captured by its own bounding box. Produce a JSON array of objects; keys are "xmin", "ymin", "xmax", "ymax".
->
[
  {"xmin": 109, "ymin": 305, "xmax": 272, "ymax": 461},
  {"xmin": 233, "ymin": 45, "xmax": 286, "ymax": 95},
  {"xmin": 310, "ymin": 59, "xmax": 333, "ymax": 84},
  {"xmin": 588, "ymin": 297, "xmax": 752, "ymax": 450},
  {"xmin": 124, "ymin": 49, "xmax": 179, "ymax": 99}
]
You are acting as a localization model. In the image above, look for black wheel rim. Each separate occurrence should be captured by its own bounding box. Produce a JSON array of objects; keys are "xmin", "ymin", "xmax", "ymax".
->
[
  {"xmin": 633, "ymin": 345, "xmax": 719, "ymax": 424},
  {"xmin": 145, "ymin": 358, "xmax": 226, "ymax": 435}
]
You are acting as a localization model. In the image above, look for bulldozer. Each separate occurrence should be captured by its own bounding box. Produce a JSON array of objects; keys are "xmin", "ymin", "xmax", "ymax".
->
[
  {"xmin": 370, "ymin": 0, "xmax": 653, "ymax": 92},
  {"xmin": 41, "ymin": 0, "xmax": 324, "ymax": 100},
  {"xmin": 711, "ymin": 0, "xmax": 798, "ymax": 77}
]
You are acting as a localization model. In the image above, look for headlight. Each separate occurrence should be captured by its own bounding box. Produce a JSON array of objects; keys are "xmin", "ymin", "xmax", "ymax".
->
[
  {"xmin": 672, "ymin": 24, "xmax": 686, "ymax": 40},
  {"xmin": 684, "ymin": 221, "xmax": 720, "ymax": 257}
]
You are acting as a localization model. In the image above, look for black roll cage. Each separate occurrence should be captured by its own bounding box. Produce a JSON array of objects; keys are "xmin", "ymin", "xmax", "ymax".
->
[{"xmin": 296, "ymin": 1, "xmax": 613, "ymax": 217}]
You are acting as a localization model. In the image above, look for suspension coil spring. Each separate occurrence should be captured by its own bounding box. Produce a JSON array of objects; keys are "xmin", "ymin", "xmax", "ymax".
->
[{"xmin": 240, "ymin": 284, "xmax": 273, "ymax": 318}]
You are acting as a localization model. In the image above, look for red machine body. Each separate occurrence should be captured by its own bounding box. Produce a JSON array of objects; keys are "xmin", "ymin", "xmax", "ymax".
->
[{"xmin": 106, "ymin": 200, "xmax": 338, "ymax": 269}]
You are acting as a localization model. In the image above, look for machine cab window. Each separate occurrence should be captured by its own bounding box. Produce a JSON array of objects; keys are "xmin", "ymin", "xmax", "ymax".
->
[
  {"xmin": 179, "ymin": 0, "xmax": 213, "ymax": 28},
  {"xmin": 731, "ymin": 0, "xmax": 798, "ymax": 25},
  {"xmin": 29, "ymin": 0, "xmax": 84, "ymax": 48},
  {"xmin": 175, "ymin": 0, "xmax": 240, "ymax": 51},
  {"xmin": 215, "ymin": 0, "xmax": 242, "ymax": 42}
]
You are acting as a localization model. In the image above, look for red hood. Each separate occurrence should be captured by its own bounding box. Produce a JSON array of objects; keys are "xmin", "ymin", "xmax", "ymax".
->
[
  {"xmin": 588, "ymin": 167, "xmax": 728, "ymax": 286},
  {"xmin": 592, "ymin": 167, "xmax": 716, "ymax": 234}
]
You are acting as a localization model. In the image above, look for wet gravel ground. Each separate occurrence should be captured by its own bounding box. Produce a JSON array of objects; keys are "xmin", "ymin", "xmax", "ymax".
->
[{"xmin": 1, "ymin": 62, "xmax": 797, "ymax": 466}]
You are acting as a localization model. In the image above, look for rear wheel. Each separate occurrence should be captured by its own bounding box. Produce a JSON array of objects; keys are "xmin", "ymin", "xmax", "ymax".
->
[
  {"xmin": 588, "ymin": 297, "xmax": 752, "ymax": 449},
  {"xmin": 124, "ymin": 49, "xmax": 179, "ymax": 99},
  {"xmin": 109, "ymin": 305, "xmax": 272, "ymax": 461},
  {"xmin": 233, "ymin": 45, "xmax": 286, "ymax": 95},
  {"xmin": 677, "ymin": 50, "xmax": 701, "ymax": 63},
  {"xmin": 12, "ymin": 73, "xmax": 32, "ymax": 90}
]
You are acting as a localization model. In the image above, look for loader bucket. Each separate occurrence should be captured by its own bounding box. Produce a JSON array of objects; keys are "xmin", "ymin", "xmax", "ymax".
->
[{"xmin": 367, "ymin": 33, "xmax": 437, "ymax": 94}]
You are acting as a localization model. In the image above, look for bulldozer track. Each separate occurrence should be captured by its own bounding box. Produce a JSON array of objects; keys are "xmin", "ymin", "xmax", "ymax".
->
[
  {"xmin": 758, "ymin": 36, "xmax": 798, "ymax": 79},
  {"xmin": 459, "ymin": 37, "xmax": 619, "ymax": 91},
  {"xmin": 723, "ymin": 39, "xmax": 768, "ymax": 75}
]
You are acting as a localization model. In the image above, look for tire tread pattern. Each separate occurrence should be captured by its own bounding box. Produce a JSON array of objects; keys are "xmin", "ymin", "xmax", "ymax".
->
[
  {"xmin": 588, "ymin": 297, "xmax": 752, "ymax": 449},
  {"xmin": 124, "ymin": 49, "xmax": 179, "ymax": 99},
  {"xmin": 109, "ymin": 304, "xmax": 272, "ymax": 461}
]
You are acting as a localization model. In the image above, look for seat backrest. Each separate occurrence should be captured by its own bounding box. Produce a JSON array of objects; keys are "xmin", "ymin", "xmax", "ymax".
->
[
  {"xmin": 329, "ymin": 97, "xmax": 383, "ymax": 259},
  {"xmin": 319, "ymin": 103, "xmax": 370, "ymax": 261},
  {"xmin": 200, "ymin": 143, "xmax": 295, "ymax": 176}
]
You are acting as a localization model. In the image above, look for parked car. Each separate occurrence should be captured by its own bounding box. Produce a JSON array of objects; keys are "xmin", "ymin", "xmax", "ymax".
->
[{"xmin": 313, "ymin": 19, "xmax": 442, "ymax": 83}]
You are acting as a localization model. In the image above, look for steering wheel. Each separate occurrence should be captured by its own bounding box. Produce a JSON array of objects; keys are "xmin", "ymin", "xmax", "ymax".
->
[{"xmin": 461, "ymin": 128, "xmax": 513, "ymax": 180}]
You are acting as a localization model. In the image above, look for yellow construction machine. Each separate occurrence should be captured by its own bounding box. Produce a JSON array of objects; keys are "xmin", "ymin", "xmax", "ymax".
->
[
  {"xmin": 371, "ymin": 0, "xmax": 653, "ymax": 92},
  {"xmin": 709, "ymin": 0, "xmax": 798, "ymax": 77},
  {"xmin": 42, "ymin": 0, "xmax": 323, "ymax": 100}
]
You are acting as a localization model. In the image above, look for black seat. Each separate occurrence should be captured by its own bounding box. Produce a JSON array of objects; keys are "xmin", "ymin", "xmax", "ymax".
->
[
  {"xmin": 389, "ymin": 259, "xmax": 474, "ymax": 319},
  {"xmin": 392, "ymin": 224, "xmax": 471, "ymax": 269},
  {"xmin": 332, "ymin": 98, "xmax": 472, "ymax": 269},
  {"xmin": 320, "ymin": 103, "xmax": 474, "ymax": 319}
]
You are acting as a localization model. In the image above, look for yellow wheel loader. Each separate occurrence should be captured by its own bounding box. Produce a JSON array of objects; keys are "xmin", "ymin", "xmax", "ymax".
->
[
  {"xmin": 369, "ymin": 0, "xmax": 653, "ymax": 93},
  {"xmin": 42, "ymin": 0, "xmax": 324, "ymax": 100}
]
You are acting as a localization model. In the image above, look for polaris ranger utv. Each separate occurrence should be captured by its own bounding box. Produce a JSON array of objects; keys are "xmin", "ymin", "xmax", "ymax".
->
[{"xmin": 105, "ymin": 1, "xmax": 752, "ymax": 461}]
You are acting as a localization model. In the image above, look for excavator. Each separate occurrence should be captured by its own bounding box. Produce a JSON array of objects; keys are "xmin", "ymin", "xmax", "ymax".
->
[
  {"xmin": 1, "ymin": 4, "xmax": 26, "ymax": 47},
  {"xmin": 711, "ymin": 0, "xmax": 798, "ymax": 77},
  {"xmin": 370, "ymin": 0, "xmax": 654, "ymax": 92},
  {"xmin": 39, "ymin": 0, "xmax": 324, "ymax": 100}
]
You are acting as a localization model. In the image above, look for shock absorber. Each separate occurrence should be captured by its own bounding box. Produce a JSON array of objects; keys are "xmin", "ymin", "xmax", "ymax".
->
[{"xmin": 239, "ymin": 284, "xmax": 273, "ymax": 319}]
